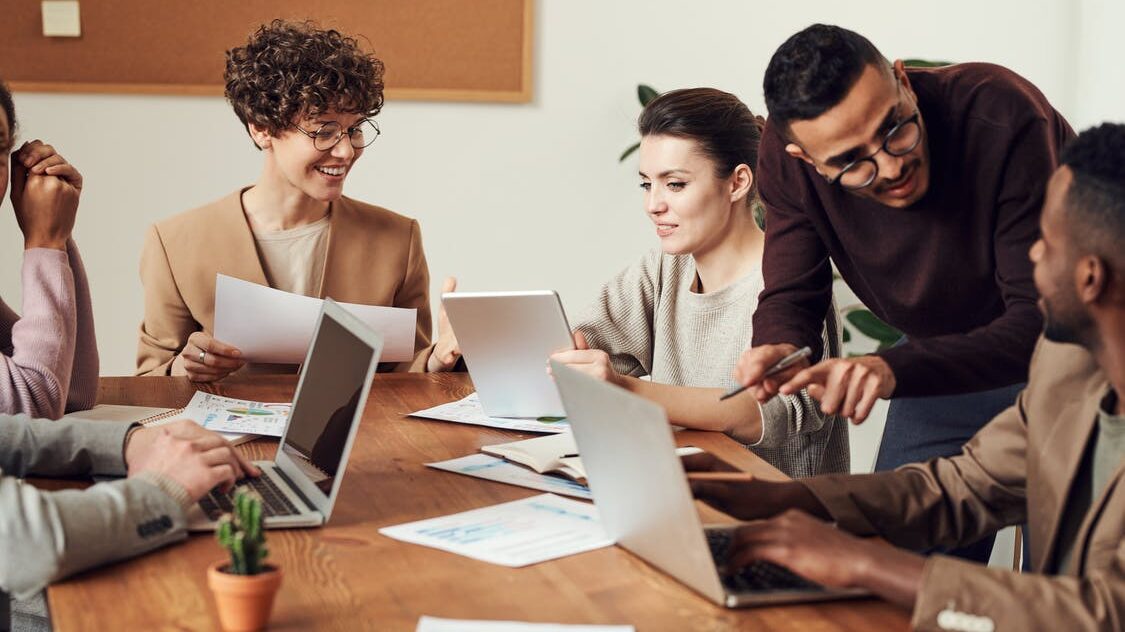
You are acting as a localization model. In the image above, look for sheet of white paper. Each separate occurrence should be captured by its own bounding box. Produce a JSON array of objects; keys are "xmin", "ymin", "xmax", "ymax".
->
[
  {"xmin": 410, "ymin": 393, "xmax": 569, "ymax": 434},
  {"xmin": 417, "ymin": 617, "xmax": 634, "ymax": 632},
  {"xmin": 214, "ymin": 274, "xmax": 416, "ymax": 363},
  {"xmin": 182, "ymin": 391, "xmax": 291, "ymax": 437},
  {"xmin": 427, "ymin": 454, "xmax": 592, "ymax": 500},
  {"xmin": 379, "ymin": 494, "xmax": 611, "ymax": 567}
]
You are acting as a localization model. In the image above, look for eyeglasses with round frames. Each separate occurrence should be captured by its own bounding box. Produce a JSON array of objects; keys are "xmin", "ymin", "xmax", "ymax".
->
[
  {"xmin": 293, "ymin": 119, "xmax": 380, "ymax": 152},
  {"xmin": 827, "ymin": 111, "xmax": 922, "ymax": 190}
]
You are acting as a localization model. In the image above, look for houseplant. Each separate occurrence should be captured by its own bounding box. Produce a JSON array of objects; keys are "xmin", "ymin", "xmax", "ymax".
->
[{"xmin": 207, "ymin": 489, "xmax": 283, "ymax": 631}]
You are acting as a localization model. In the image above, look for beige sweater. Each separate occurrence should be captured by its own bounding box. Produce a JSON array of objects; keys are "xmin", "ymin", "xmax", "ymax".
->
[{"xmin": 574, "ymin": 250, "xmax": 848, "ymax": 478}]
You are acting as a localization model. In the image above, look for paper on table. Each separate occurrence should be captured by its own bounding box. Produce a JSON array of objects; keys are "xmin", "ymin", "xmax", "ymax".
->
[
  {"xmin": 182, "ymin": 391, "xmax": 291, "ymax": 437},
  {"xmin": 214, "ymin": 274, "xmax": 416, "ymax": 363},
  {"xmin": 427, "ymin": 454, "xmax": 593, "ymax": 500},
  {"xmin": 416, "ymin": 617, "xmax": 634, "ymax": 632},
  {"xmin": 379, "ymin": 493, "xmax": 611, "ymax": 567},
  {"xmin": 410, "ymin": 393, "xmax": 570, "ymax": 434}
]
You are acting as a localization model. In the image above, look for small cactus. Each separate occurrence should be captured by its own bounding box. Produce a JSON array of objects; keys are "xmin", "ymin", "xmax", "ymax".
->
[{"xmin": 216, "ymin": 488, "xmax": 270, "ymax": 575}]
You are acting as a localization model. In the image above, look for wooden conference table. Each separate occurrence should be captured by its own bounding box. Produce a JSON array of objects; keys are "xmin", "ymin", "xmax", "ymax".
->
[{"xmin": 43, "ymin": 373, "xmax": 909, "ymax": 631}]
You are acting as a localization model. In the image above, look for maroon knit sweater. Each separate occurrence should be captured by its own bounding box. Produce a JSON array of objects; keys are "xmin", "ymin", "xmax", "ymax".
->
[{"xmin": 752, "ymin": 63, "xmax": 1075, "ymax": 397}]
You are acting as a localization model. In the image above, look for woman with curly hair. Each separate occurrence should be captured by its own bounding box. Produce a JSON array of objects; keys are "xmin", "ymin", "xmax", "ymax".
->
[{"xmin": 137, "ymin": 20, "xmax": 457, "ymax": 380}]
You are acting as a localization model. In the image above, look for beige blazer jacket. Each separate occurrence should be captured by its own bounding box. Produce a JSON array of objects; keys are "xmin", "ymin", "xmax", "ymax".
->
[
  {"xmin": 802, "ymin": 338, "xmax": 1124, "ymax": 631},
  {"xmin": 137, "ymin": 190, "xmax": 433, "ymax": 375}
]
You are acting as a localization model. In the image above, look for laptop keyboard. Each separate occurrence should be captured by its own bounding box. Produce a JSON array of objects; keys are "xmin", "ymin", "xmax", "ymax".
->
[
  {"xmin": 199, "ymin": 473, "xmax": 302, "ymax": 521},
  {"xmin": 706, "ymin": 528, "xmax": 823, "ymax": 593}
]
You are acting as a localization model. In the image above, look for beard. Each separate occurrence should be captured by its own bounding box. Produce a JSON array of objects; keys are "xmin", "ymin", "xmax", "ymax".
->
[{"xmin": 1041, "ymin": 295, "xmax": 1092, "ymax": 346}]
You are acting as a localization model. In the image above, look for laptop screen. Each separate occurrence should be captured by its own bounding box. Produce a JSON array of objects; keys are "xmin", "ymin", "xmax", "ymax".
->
[{"xmin": 281, "ymin": 309, "xmax": 376, "ymax": 497}]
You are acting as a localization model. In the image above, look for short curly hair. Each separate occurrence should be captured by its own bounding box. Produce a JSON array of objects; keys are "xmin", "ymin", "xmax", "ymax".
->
[
  {"xmin": 1061, "ymin": 123, "xmax": 1125, "ymax": 269},
  {"xmin": 0, "ymin": 78, "xmax": 16, "ymax": 152},
  {"xmin": 224, "ymin": 20, "xmax": 385, "ymax": 147}
]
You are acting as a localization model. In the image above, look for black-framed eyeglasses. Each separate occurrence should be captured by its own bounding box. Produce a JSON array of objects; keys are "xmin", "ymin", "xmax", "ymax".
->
[
  {"xmin": 826, "ymin": 111, "xmax": 922, "ymax": 190},
  {"xmin": 293, "ymin": 119, "xmax": 380, "ymax": 151}
]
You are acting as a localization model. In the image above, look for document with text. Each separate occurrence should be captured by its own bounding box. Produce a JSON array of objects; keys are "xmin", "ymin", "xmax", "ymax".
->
[
  {"xmin": 214, "ymin": 274, "xmax": 416, "ymax": 363},
  {"xmin": 427, "ymin": 453, "xmax": 593, "ymax": 500},
  {"xmin": 409, "ymin": 393, "xmax": 570, "ymax": 434},
  {"xmin": 379, "ymin": 494, "xmax": 611, "ymax": 567}
]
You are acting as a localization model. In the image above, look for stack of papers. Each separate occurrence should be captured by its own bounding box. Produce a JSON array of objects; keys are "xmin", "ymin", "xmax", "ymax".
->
[
  {"xmin": 379, "ymin": 494, "xmax": 611, "ymax": 567},
  {"xmin": 410, "ymin": 393, "xmax": 570, "ymax": 434}
]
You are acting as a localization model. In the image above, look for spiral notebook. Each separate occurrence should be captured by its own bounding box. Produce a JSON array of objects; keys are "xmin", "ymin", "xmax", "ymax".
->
[{"xmin": 62, "ymin": 401, "xmax": 257, "ymax": 445}]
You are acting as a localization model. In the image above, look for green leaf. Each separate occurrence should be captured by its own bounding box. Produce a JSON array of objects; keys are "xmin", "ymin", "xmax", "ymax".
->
[
  {"xmin": 901, "ymin": 58, "xmax": 952, "ymax": 68},
  {"xmin": 618, "ymin": 141, "xmax": 640, "ymax": 163},
  {"xmin": 637, "ymin": 84, "xmax": 658, "ymax": 106},
  {"xmin": 844, "ymin": 309, "xmax": 903, "ymax": 345},
  {"xmin": 842, "ymin": 327, "xmax": 851, "ymax": 343}
]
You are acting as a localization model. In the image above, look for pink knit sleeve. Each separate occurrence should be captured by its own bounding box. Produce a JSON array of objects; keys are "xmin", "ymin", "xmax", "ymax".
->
[
  {"xmin": 0, "ymin": 248, "xmax": 78, "ymax": 419},
  {"xmin": 64, "ymin": 241, "xmax": 99, "ymax": 412}
]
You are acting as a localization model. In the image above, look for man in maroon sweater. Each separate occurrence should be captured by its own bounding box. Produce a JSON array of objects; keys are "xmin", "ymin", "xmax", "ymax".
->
[{"xmin": 735, "ymin": 25, "xmax": 1074, "ymax": 560}]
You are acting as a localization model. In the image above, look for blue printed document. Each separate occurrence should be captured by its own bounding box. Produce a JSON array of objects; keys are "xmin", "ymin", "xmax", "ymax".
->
[{"xmin": 379, "ymin": 494, "xmax": 611, "ymax": 567}]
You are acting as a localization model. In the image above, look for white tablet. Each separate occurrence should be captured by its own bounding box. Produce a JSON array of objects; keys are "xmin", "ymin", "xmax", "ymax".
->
[{"xmin": 441, "ymin": 290, "xmax": 575, "ymax": 418}]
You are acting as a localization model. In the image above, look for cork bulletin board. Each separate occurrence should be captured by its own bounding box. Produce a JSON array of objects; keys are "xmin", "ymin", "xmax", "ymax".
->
[{"xmin": 0, "ymin": 0, "xmax": 533, "ymax": 102}]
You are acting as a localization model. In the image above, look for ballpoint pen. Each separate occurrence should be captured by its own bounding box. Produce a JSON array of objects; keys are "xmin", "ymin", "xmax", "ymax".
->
[{"xmin": 718, "ymin": 346, "xmax": 812, "ymax": 401}]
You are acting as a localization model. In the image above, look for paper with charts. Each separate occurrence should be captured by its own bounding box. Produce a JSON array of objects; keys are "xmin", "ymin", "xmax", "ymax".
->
[
  {"xmin": 416, "ymin": 617, "xmax": 634, "ymax": 632},
  {"xmin": 379, "ymin": 493, "xmax": 611, "ymax": 567},
  {"xmin": 409, "ymin": 393, "xmax": 569, "ymax": 434},
  {"xmin": 213, "ymin": 273, "xmax": 416, "ymax": 364},
  {"xmin": 184, "ymin": 392, "xmax": 291, "ymax": 437},
  {"xmin": 427, "ymin": 453, "xmax": 593, "ymax": 500}
]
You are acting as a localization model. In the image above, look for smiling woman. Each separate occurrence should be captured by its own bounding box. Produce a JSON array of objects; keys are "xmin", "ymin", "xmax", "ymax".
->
[
  {"xmin": 552, "ymin": 88, "xmax": 849, "ymax": 479},
  {"xmin": 135, "ymin": 20, "xmax": 452, "ymax": 381}
]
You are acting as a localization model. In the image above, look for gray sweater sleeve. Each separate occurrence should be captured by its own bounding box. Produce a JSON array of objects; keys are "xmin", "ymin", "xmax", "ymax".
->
[
  {"xmin": 0, "ymin": 415, "xmax": 187, "ymax": 599},
  {"xmin": 752, "ymin": 299, "xmax": 844, "ymax": 449},
  {"xmin": 573, "ymin": 251, "xmax": 660, "ymax": 378}
]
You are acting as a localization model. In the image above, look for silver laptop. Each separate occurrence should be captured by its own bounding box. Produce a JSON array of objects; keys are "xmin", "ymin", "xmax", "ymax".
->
[
  {"xmin": 187, "ymin": 299, "xmax": 382, "ymax": 530},
  {"xmin": 441, "ymin": 290, "xmax": 574, "ymax": 418},
  {"xmin": 550, "ymin": 360, "xmax": 868, "ymax": 607}
]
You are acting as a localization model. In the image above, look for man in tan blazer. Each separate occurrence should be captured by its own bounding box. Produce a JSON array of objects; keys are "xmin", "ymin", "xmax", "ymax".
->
[{"xmin": 689, "ymin": 123, "xmax": 1125, "ymax": 630}]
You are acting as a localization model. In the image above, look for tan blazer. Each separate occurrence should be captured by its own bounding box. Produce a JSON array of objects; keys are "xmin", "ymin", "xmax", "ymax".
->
[
  {"xmin": 802, "ymin": 337, "xmax": 1124, "ymax": 630},
  {"xmin": 137, "ymin": 189, "xmax": 433, "ymax": 375}
]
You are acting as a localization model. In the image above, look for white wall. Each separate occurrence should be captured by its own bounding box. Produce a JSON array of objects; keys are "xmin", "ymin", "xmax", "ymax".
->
[{"xmin": 0, "ymin": 1, "xmax": 1119, "ymax": 492}]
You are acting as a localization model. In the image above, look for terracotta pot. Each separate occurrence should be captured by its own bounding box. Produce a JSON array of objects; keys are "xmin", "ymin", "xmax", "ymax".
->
[{"xmin": 207, "ymin": 560, "xmax": 283, "ymax": 631}]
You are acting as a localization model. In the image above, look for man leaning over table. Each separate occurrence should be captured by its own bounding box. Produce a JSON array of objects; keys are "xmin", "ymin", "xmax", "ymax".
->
[
  {"xmin": 1, "ymin": 416, "xmax": 259, "ymax": 631},
  {"xmin": 689, "ymin": 123, "xmax": 1125, "ymax": 630}
]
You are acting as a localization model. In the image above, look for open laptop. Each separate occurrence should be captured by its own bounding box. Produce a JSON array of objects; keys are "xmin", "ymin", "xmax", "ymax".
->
[
  {"xmin": 441, "ymin": 290, "xmax": 574, "ymax": 418},
  {"xmin": 550, "ymin": 360, "xmax": 868, "ymax": 607},
  {"xmin": 186, "ymin": 299, "xmax": 383, "ymax": 530}
]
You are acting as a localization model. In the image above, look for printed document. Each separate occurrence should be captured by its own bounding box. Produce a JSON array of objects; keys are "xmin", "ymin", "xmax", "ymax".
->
[
  {"xmin": 417, "ymin": 617, "xmax": 634, "ymax": 632},
  {"xmin": 410, "ymin": 393, "xmax": 570, "ymax": 434},
  {"xmin": 379, "ymin": 494, "xmax": 611, "ymax": 567},
  {"xmin": 427, "ymin": 453, "xmax": 592, "ymax": 500},
  {"xmin": 182, "ymin": 391, "xmax": 291, "ymax": 437},
  {"xmin": 214, "ymin": 274, "xmax": 416, "ymax": 363}
]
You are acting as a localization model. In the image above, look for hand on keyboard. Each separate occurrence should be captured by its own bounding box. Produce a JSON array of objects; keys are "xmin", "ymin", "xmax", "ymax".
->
[{"xmin": 126, "ymin": 420, "xmax": 260, "ymax": 499}]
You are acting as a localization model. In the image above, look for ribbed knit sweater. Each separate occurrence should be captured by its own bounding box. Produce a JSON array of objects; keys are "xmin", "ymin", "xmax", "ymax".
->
[
  {"xmin": 574, "ymin": 250, "xmax": 848, "ymax": 478},
  {"xmin": 0, "ymin": 242, "xmax": 99, "ymax": 419}
]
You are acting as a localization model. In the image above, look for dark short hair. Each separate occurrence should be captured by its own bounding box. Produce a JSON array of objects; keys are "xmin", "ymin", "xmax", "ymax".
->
[
  {"xmin": 1061, "ymin": 123, "xmax": 1125, "ymax": 270},
  {"xmin": 763, "ymin": 24, "xmax": 887, "ymax": 136},
  {"xmin": 224, "ymin": 20, "xmax": 385, "ymax": 148},
  {"xmin": 0, "ymin": 78, "xmax": 16, "ymax": 151},
  {"xmin": 638, "ymin": 87, "xmax": 765, "ymax": 196}
]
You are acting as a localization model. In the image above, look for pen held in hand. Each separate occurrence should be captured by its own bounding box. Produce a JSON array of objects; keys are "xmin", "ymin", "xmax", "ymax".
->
[{"xmin": 718, "ymin": 346, "xmax": 813, "ymax": 401}]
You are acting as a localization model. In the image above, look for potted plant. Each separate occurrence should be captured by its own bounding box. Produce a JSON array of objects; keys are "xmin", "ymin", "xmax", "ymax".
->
[{"xmin": 207, "ymin": 489, "xmax": 283, "ymax": 631}]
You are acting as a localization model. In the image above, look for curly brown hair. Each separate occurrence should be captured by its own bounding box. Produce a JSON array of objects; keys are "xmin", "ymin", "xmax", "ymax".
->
[{"xmin": 224, "ymin": 20, "xmax": 385, "ymax": 147}]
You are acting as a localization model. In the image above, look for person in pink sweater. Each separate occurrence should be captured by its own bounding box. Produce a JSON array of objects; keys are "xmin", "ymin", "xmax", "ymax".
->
[{"xmin": 0, "ymin": 80, "xmax": 98, "ymax": 419}]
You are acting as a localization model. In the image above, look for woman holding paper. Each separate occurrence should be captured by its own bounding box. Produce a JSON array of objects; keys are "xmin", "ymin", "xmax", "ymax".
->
[
  {"xmin": 136, "ymin": 21, "xmax": 460, "ymax": 380},
  {"xmin": 551, "ymin": 88, "xmax": 847, "ymax": 478},
  {"xmin": 0, "ymin": 79, "xmax": 99, "ymax": 418}
]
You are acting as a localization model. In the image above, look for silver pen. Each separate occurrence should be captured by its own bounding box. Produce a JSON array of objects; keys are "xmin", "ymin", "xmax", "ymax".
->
[{"xmin": 719, "ymin": 346, "xmax": 812, "ymax": 401}]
